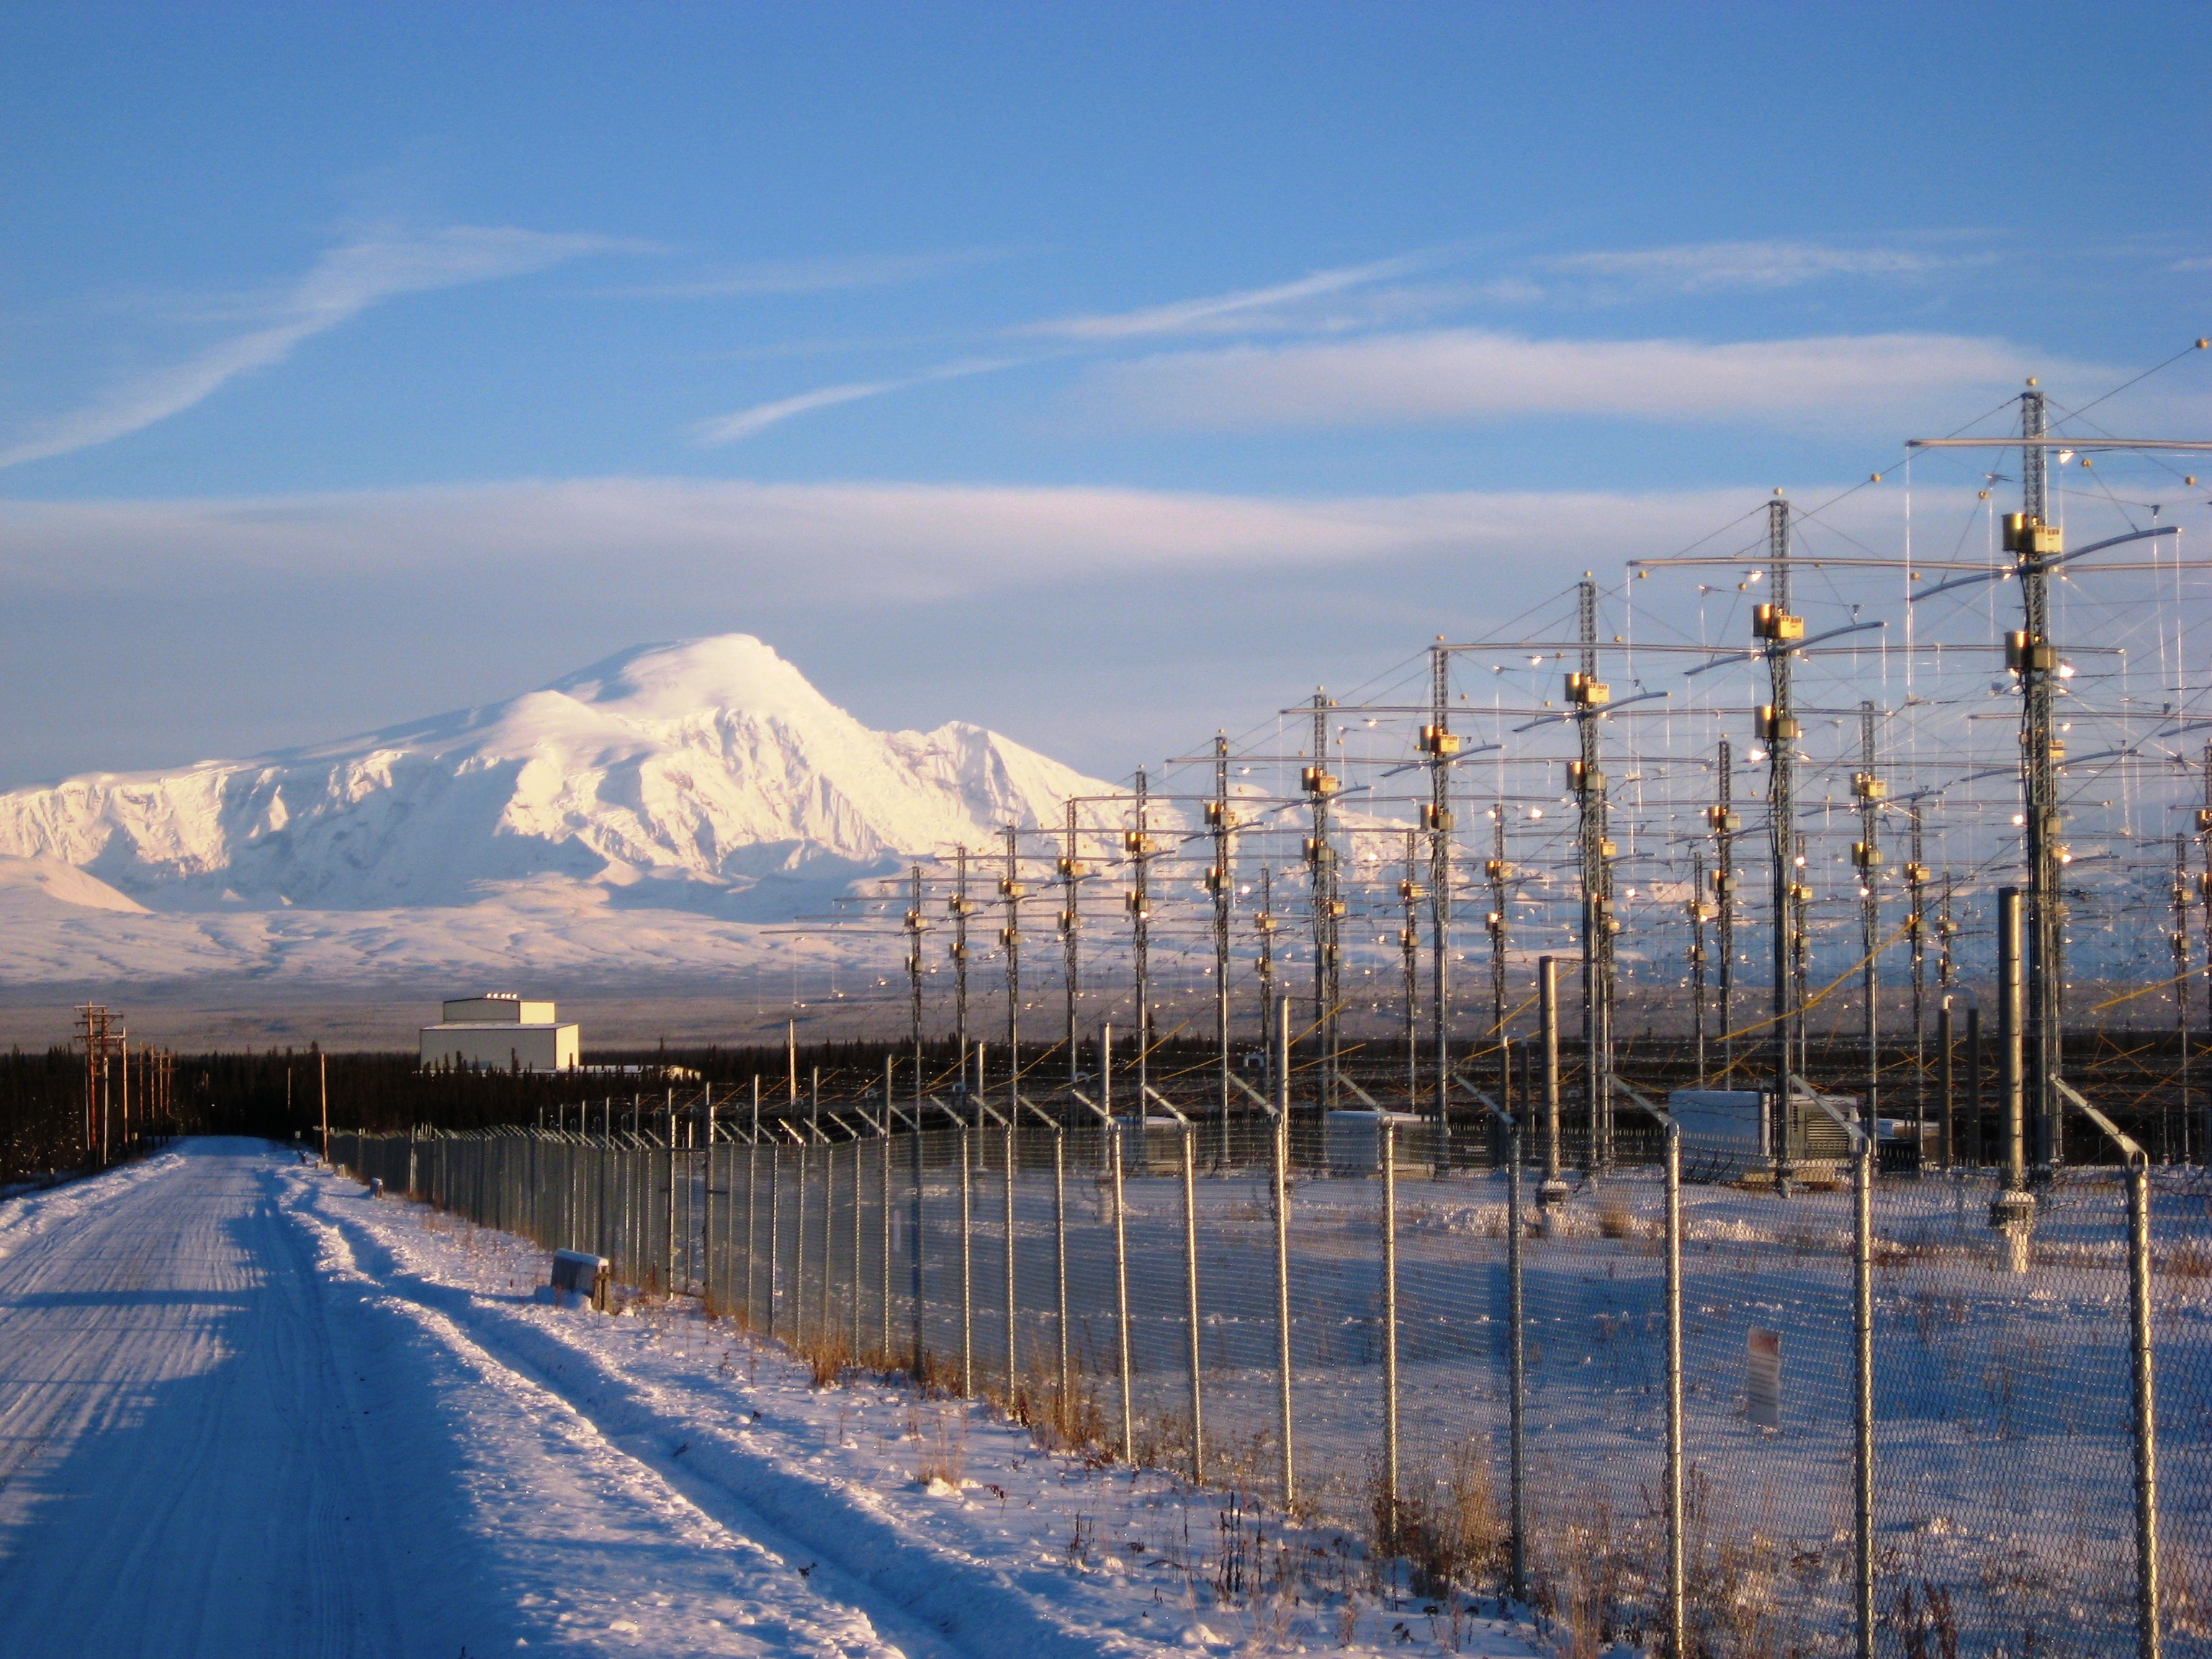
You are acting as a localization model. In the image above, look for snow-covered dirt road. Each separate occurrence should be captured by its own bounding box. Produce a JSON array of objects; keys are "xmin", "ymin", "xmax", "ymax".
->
[{"xmin": 0, "ymin": 1141, "xmax": 1539, "ymax": 1658}]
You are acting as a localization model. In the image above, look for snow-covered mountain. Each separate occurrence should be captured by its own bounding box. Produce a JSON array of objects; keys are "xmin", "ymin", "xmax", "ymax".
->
[{"xmin": 0, "ymin": 635, "xmax": 1109, "ymax": 920}]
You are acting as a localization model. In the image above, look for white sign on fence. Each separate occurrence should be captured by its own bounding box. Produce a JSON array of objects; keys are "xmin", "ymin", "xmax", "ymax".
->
[{"xmin": 1748, "ymin": 1327, "xmax": 1782, "ymax": 1429}]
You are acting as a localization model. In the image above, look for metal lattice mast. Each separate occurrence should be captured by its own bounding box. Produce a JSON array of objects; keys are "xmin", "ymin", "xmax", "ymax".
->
[
  {"xmin": 1124, "ymin": 770, "xmax": 1154, "ymax": 1101},
  {"xmin": 950, "ymin": 845, "xmax": 974, "ymax": 1065},
  {"xmin": 1711, "ymin": 739, "xmax": 1740, "ymax": 1080},
  {"xmin": 1486, "ymin": 805, "xmax": 1510, "ymax": 1049},
  {"xmin": 1757, "ymin": 496, "xmax": 1805, "ymax": 1183},
  {"xmin": 904, "ymin": 866, "xmax": 928, "ymax": 1085},
  {"xmin": 1423, "ymin": 643, "xmax": 1458, "ymax": 1154},
  {"xmin": 1853, "ymin": 703, "xmax": 1884, "ymax": 1118},
  {"xmin": 1000, "ymin": 825, "xmax": 1024, "ymax": 1092},
  {"xmin": 2010, "ymin": 383, "xmax": 2067, "ymax": 1171},
  {"xmin": 1689, "ymin": 848, "xmax": 1709, "ymax": 1084},
  {"xmin": 1568, "ymin": 578, "xmax": 1615, "ymax": 1172},
  {"xmin": 1060, "ymin": 801, "xmax": 1082, "ymax": 1089},
  {"xmin": 1401, "ymin": 830, "xmax": 1423, "ymax": 1103},
  {"xmin": 1906, "ymin": 805, "xmax": 1929, "ymax": 1102},
  {"xmin": 1303, "ymin": 695, "xmax": 1342, "ymax": 1108},
  {"xmin": 1256, "ymin": 867, "xmax": 1279, "ymax": 1100},
  {"xmin": 1208, "ymin": 734, "xmax": 1236, "ymax": 1159}
]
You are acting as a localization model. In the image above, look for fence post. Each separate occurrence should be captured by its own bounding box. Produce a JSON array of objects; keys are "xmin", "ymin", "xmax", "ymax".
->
[
  {"xmin": 1181, "ymin": 1119, "xmax": 1205, "ymax": 1485},
  {"xmin": 768, "ymin": 1140, "xmax": 783, "ymax": 1342},
  {"xmin": 1053, "ymin": 1124, "xmax": 1070, "ymax": 1411},
  {"xmin": 1004, "ymin": 1113, "xmax": 1019, "ymax": 1403},
  {"xmin": 1992, "ymin": 886, "xmax": 2034, "ymax": 1264},
  {"xmin": 852, "ymin": 1128, "xmax": 866, "ymax": 1359},
  {"xmin": 1506, "ymin": 1108, "xmax": 1526, "ymax": 1604},
  {"xmin": 2129, "ymin": 1159, "xmax": 2164, "ymax": 1659},
  {"xmin": 1272, "ymin": 1001, "xmax": 1296, "ymax": 1511},
  {"xmin": 910, "ymin": 1059, "xmax": 925, "ymax": 1377},
  {"xmin": 1380, "ymin": 1117, "xmax": 1400, "ymax": 1540},
  {"xmin": 959, "ymin": 1121, "xmax": 974, "ymax": 1395},
  {"xmin": 1853, "ymin": 1118, "xmax": 1875, "ymax": 1659},
  {"xmin": 1539, "ymin": 957, "xmax": 1567, "ymax": 1212},
  {"xmin": 1665, "ymin": 1120, "xmax": 1684, "ymax": 1659},
  {"xmin": 1938, "ymin": 1001, "xmax": 1954, "ymax": 1169},
  {"xmin": 881, "ymin": 1056, "xmax": 894, "ymax": 1363},
  {"xmin": 818, "ymin": 1132, "xmax": 834, "ymax": 1341},
  {"xmin": 1107, "ymin": 1025, "xmax": 1135, "ymax": 1460}
]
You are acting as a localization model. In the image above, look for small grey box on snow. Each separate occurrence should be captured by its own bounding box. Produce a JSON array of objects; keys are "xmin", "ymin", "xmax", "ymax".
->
[
  {"xmin": 552, "ymin": 1249, "xmax": 610, "ymax": 1310},
  {"xmin": 1748, "ymin": 1328, "xmax": 1782, "ymax": 1429}
]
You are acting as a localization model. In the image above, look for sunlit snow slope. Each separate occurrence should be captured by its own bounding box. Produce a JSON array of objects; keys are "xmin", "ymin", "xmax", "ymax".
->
[{"xmin": 0, "ymin": 636, "xmax": 1105, "ymax": 920}]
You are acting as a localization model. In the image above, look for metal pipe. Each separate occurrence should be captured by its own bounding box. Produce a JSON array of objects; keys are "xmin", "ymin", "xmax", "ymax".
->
[
  {"xmin": 1665, "ymin": 1119, "xmax": 1684, "ymax": 1659},
  {"xmin": 1966, "ymin": 1005, "xmax": 1983, "ymax": 1169},
  {"xmin": 881, "ymin": 1056, "xmax": 894, "ymax": 1363},
  {"xmin": 1853, "ymin": 1118, "xmax": 1875, "ymax": 1659},
  {"xmin": 1107, "ymin": 1030, "xmax": 1134, "ymax": 1460},
  {"xmin": 1003, "ymin": 1111, "xmax": 1018, "ymax": 1404},
  {"xmin": 1938, "ymin": 1002, "xmax": 1954, "ymax": 1169},
  {"xmin": 910, "ymin": 1051, "xmax": 925, "ymax": 1377},
  {"xmin": 1272, "ymin": 1000, "xmax": 1296, "ymax": 1511},
  {"xmin": 1506, "ymin": 1103, "xmax": 1526, "ymax": 1604},
  {"xmin": 2128, "ymin": 1159, "xmax": 2164, "ymax": 1659},
  {"xmin": 959, "ymin": 1120, "xmax": 974, "ymax": 1395},
  {"xmin": 768, "ymin": 1139, "xmax": 782, "ymax": 1341},
  {"xmin": 1380, "ymin": 1118, "xmax": 1400, "ymax": 1538},
  {"xmin": 1992, "ymin": 887, "xmax": 2036, "ymax": 1251},
  {"xmin": 1053, "ymin": 1125, "xmax": 1070, "ymax": 1412},
  {"xmin": 1181, "ymin": 1121, "xmax": 1205, "ymax": 1485}
]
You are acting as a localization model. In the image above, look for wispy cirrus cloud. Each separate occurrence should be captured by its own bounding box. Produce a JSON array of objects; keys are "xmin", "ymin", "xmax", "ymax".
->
[
  {"xmin": 1015, "ymin": 253, "xmax": 1444, "ymax": 341},
  {"xmin": 1081, "ymin": 327, "xmax": 2088, "ymax": 433},
  {"xmin": 0, "ymin": 225, "xmax": 635, "ymax": 469},
  {"xmin": 692, "ymin": 357, "xmax": 1020, "ymax": 445},
  {"xmin": 1537, "ymin": 238, "xmax": 1970, "ymax": 294}
]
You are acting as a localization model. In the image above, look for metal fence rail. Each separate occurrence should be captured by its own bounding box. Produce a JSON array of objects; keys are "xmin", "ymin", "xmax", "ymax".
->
[{"xmin": 329, "ymin": 1113, "xmax": 2209, "ymax": 1659}]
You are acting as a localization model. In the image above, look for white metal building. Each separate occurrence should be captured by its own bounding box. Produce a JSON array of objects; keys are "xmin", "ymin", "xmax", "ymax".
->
[{"xmin": 419, "ymin": 993, "xmax": 580, "ymax": 1072}]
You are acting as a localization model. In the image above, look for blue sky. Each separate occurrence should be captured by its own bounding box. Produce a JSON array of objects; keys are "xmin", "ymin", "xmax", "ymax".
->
[{"xmin": 1, "ymin": 1, "xmax": 2206, "ymax": 786}]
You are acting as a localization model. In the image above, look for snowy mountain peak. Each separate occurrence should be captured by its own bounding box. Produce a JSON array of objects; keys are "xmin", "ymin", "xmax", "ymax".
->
[
  {"xmin": 0, "ymin": 635, "xmax": 1110, "ymax": 918},
  {"xmin": 542, "ymin": 635, "xmax": 840, "ymax": 726}
]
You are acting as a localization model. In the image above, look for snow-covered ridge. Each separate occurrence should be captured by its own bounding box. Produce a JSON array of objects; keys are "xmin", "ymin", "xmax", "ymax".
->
[{"xmin": 0, "ymin": 634, "xmax": 1109, "ymax": 919}]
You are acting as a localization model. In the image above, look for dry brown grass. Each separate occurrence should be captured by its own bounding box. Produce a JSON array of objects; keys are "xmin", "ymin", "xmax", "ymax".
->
[{"xmin": 912, "ymin": 1407, "xmax": 966, "ymax": 1488}]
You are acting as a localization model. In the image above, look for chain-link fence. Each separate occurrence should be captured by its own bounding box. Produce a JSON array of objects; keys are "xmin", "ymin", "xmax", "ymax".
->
[{"xmin": 329, "ymin": 1105, "xmax": 2209, "ymax": 1658}]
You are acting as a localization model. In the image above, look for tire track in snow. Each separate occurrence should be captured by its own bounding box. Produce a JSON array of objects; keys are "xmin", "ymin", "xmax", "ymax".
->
[
  {"xmin": 287, "ymin": 1168, "xmax": 934, "ymax": 1658},
  {"xmin": 293, "ymin": 1168, "xmax": 1178, "ymax": 1659}
]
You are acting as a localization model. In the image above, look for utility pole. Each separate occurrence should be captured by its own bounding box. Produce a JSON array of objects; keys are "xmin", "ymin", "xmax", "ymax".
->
[
  {"xmin": 1303, "ymin": 696, "xmax": 1342, "ymax": 1109},
  {"xmin": 1060, "ymin": 802, "xmax": 1084, "ymax": 1090},
  {"xmin": 1853, "ymin": 702, "xmax": 1884, "ymax": 1119},
  {"xmin": 1757, "ymin": 495, "xmax": 1807, "ymax": 1189},
  {"xmin": 1710, "ymin": 740, "xmax": 1740, "ymax": 1080},
  {"xmin": 1000, "ymin": 825, "xmax": 1024, "ymax": 1097},
  {"xmin": 1422, "ymin": 643, "xmax": 1458, "ymax": 1159},
  {"xmin": 1208, "ymin": 734, "xmax": 1237, "ymax": 1160},
  {"xmin": 1125, "ymin": 770, "xmax": 1155, "ymax": 1102},
  {"xmin": 1568, "ymin": 578, "xmax": 1616, "ymax": 1173}
]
